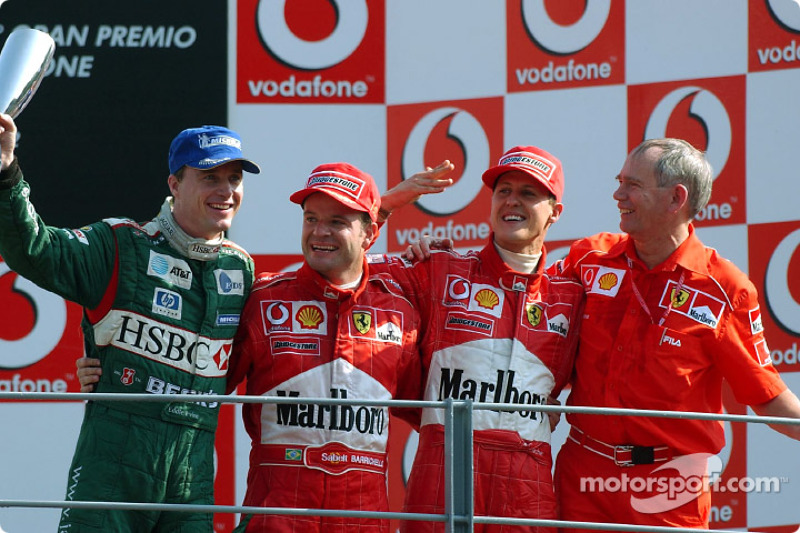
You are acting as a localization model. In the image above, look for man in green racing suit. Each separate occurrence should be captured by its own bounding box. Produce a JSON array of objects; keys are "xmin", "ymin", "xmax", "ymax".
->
[{"xmin": 0, "ymin": 113, "xmax": 260, "ymax": 532}]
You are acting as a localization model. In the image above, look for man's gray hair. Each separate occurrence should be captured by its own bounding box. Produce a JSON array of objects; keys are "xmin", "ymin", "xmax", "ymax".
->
[{"xmin": 631, "ymin": 138, "xmax": 713, "ymax": 218}]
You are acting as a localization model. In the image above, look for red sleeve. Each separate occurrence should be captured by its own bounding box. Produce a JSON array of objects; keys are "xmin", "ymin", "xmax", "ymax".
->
[{"xmin": 226, "ymin": 292, "xmax": 258, "ymax": 394}]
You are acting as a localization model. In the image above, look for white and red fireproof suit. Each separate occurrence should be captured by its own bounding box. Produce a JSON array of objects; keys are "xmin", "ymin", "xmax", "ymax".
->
[
  {"xmin": 371, "ymin": 240, "xmax": 584, "ymax": 533},
  {"xmin": 227, "ymin": 260, "xmax": 422, "ymax": 533}
]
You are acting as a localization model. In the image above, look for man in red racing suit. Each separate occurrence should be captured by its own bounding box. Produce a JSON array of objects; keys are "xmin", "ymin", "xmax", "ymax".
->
[
  {"xmin": 373, "ymin": 146, "xmax": 584, "ymax": 532},
  {"xmin": 226, "ymin": 162, "xmax": 423, "ymax": 533}
]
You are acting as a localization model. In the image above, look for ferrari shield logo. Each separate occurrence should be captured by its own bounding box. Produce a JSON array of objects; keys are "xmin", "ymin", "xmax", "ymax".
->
[
  {"xmin": 353, "ymin": 311, "xmax": 372, "ymax": 334},
  {"xmin": 526, "ymin": 304, "xmax": 543, "ymax": 327},
  {"xmin": 671, "ymin": 288, "xmax": 690, "ymax": 308}
]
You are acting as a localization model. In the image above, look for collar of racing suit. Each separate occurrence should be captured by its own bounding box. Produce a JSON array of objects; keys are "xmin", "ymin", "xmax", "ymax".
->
[
  {"xmin": 155, "ymin": 197, "xmax": 224, "ymax": 261},
  {"xmin": 480, "ymin": 236, "xmax": 545, "ymax": 293}
]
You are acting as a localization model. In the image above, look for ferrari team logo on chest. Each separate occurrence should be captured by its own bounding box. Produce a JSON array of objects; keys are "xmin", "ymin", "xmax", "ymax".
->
[
  {"xmin": 526, "ymin": 303, "xmax": 543, "ymax": 327},
  {"xmin": 671, "ymin": 288, "xmax": 690, "ymax": 308},
  {"xmin": 353, "ymin": 311, "xmax": 372, "ymax": 334}
]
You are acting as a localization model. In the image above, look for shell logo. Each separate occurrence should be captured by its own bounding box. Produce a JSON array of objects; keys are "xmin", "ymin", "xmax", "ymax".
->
[
  {"xmin": 598, "ymin": 272, "xmax": 619, "ymax": 290},
  {"xmin": 671, "ymin": 288, "xmax": 690, "ymax": 308},
  {"xmin": 526, "ymin": 304, "xmax": 543, "ymax": 327},
  {"xmin": 474, "ymin": 289, "xmax": 500, "ymax": 310},
  {"xmin": 297, "ymin": 305, "xmax": 324, "ymax": 329}
]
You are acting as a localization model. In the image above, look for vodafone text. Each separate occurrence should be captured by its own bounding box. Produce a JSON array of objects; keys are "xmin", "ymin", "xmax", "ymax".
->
[
  {"xmin": 438, "ymin": 368, "xmax": 546, "ymax": 420},
  {"xmin": 0, "ymin": 375, "xmax": 68, "ymax": 392},
  {"xmin": 395, "ymin": 221, "xmax": 491, "ymax": 246},
  {"xmin": 276, "ymin": 389, "xmax": 387, "ymax": 435},
  {"xmin": 247, "ymin": 75, "xmax": 368, "ymax": 99},
  {"xmin": 771, "ymin": 343, "xmax": 800, "ymax": 365},
  {"xmin": 515, "ymin": 59, "xmax": 612, "ymax": 86},
  {"xmin": 757, "ymin": 40, "xmax": 800, "ymax": 65}
]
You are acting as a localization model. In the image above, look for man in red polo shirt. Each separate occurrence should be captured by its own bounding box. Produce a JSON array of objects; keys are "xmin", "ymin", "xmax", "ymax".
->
[{"xmin": 553, "ymin": 138, "xmax": 800, "ymax": 530}]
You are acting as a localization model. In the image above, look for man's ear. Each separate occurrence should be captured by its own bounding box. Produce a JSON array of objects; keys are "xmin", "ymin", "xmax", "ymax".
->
[
  {"xmin": 364, "ymin": 221, "xmax": 379, "ymax": 250},
  {"xmin": 168, "ymin": 174, "xmax": 180, "ymax": 197},
  {"xmin": 548, "ymin": 202, "xmax": 564, "ymax": 226},
  {"xmin": 671, "ymin": 184, "xmax": 690, "ymax": 215}
]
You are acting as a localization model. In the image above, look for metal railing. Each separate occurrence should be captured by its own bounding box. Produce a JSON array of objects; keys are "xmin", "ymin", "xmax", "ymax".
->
[{"xmin": 1, "ymin": 391, "xmax": 799, "ymax": 532}]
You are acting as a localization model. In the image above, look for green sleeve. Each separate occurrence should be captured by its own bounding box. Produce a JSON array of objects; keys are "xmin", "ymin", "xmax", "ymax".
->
[{"xmin": 0, "ymin": 161, "xmax": 115, "ymax": 308}]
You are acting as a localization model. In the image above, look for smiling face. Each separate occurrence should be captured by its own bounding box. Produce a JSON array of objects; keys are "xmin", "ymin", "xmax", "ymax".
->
[
  {"xmin": 168, "ymin": 161, "xmax": 243, "ymax": 240},
  {"xmin": 489, "ymin": 170, "xmax": 562, "ymax": 255},
  {"xmin": 613, "ymin": 147, "xmax": 675, "ymax": 241},
  {"xmin": 301, "ymin": 192, "xmax": 376, "ymax": 285}
]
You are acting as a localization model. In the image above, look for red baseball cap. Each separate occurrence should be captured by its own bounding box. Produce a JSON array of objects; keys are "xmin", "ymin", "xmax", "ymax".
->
[
  {"xmin": 481, "ymin": 146, "xmax": 564, "ymax": 203},
  {"xmin": 290, "ymin": 162, "xmax": 381, "ymax": 222}
]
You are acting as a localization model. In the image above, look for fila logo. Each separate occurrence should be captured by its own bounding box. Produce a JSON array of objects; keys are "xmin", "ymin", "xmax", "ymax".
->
[
  {"xmin": 764, "ymin": 228, "xmax": 800, "ymax": 335},
  {"xmin": 403, "ymin": 107, "xmax": 489, "ymax": 215},
  {"xmin": 767, "ymin": 0, "xmax": 800, "ymax": 32},
  {"xmin": 644, "ymin": 87, "xmax": 731, "ymax": 180},
  {"xmin": 257, "ymin": 0, "xmax": 368, "ymax": 70},
  {"xmin": 521, "ymin": 0, "xmax": 611, "ymax": 54},
  {"xmin": 660, "ymin": 330, "xmax": 682, "ymax": 347}
]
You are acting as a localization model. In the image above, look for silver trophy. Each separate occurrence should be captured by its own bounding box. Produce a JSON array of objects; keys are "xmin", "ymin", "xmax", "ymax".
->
[{"xmin": 0, "ymin": 27, "xmax": 55, "ymax": 117}]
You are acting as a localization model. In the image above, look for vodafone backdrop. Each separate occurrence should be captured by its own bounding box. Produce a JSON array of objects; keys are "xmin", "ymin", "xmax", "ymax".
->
[
  {"xmin": 229, "ymin": 1, "xmax": 800, "ymax": 531},
  {"xmin": 2, "ymin": 1, "xmax": 800, "ymax": 532}
]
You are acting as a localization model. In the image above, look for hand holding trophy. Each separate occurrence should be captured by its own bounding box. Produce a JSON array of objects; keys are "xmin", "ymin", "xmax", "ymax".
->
[{"xmin": 0, "ymin": 27, "xmax": 55, "ymax": 118}]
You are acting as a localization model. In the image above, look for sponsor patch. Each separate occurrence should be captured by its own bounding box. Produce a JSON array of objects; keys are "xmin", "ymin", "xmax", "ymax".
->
[
  {"xmin": 214, "ymin": 269, "xmax": 245, "ymax": 295},
  {"xmin": 658, "ymin": 281, "xmax": 726, "ymax": 329},
  {"xmin": 547, "ymin": 312, "xmax": 570, "ymax": 338},
  {"xmin": 260, "ymin": 300, "xmax": 328, "ymax": 336},
  {"xmin": 442, "ymin": 276, "xmax": 505, "ymax": 318},
  {"xmin": 271, "ymin": 336, "xmax": 321, "ymax": 356},
  {"xmin": 754, "ymin": 339, "xmax": 771, "ymax": 366},
  {"xmin": 444, "ymin": 311, "xmax": 495, "ymax": 336},
  {"xmin": 348, "ymin": 307, "xmax": 404, "ymax": 345},
  {"xmin": 147, "ymin": 250, "xmax": 192, "ymax": 289},
  {"xmin": 581, "ymin": 265, "xmax": 626, "ymax": 297},
  {"xmin": 121, "ymin": 367, "xmax": 136, "ymax": 386},
  {"xmin": 152, "ymin": 287, "xmax": 182, "ymax": 319},
  {"xmin": 213, "ymin": 343, "xmax": 232, "ymax": 371},
  {"xmin": 750, "ymin": 306, "xmax": 764, "ymax": 335},
  {"xmin": 92, "ymin": 309, "xmax": 228, "ymax": 377},
  {"xmin": 216, "ymin": 313, "xmax": 240, "ymax": 327},
  {"xmin": 285, "ymin": 448, "xmax": 303, "ymax": 462}
]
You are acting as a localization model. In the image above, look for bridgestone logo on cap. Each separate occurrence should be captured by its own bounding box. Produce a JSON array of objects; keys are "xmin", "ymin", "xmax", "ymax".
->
[
  {"xmin": 307, "ymin": 172, "xmax": 364, "ymax": 199},
  {"xmin": 500, "ymin": 153, "xmax": 555, "ymax": 182},
  {"xmin": 198, "ymin": 133, "xmax": 241, "ymax": 150}
]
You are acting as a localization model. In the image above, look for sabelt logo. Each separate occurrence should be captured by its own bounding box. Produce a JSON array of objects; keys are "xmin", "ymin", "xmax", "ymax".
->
[
  {"xmin": 386, "ymin": 98, "xmax": 502, "ymax": 252},
  {"xmin": 0, "ymin": 263, "xmax": 68, "ymax": 369},
  {"xmin": 628, "ymin": 77, "xmax": 745, "ymax": 227},
  {"xmin": 92, "ymin": 309, "xmax": 228, "ymax": 377},
  {"xmin": 749, "ymin": 0, "xmax": 800, "ymax": 71},
  {"xmin": 237, "ymin": 0, "xmax": 384, "ymax": 103},
  {"xmin": 507, "ymin": 0, "xmax": 624, "ymax": 92}
]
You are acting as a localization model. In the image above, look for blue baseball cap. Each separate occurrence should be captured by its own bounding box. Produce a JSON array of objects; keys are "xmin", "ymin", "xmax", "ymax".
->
[{"xmin": 168, "ymin": 125, "xmax": 261, "ymax": 175}]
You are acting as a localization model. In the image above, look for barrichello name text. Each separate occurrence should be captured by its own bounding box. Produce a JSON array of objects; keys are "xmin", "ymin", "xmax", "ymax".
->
[
  {"xmin": 438, "ymin": 368, "xmax": 545, "ymax": 420},
  {"xmin": 320, "ymin": 452, "xmax": 385, "ymax": 468},
  {"xmin": 276, "ymin": 389, "xmax": 386, "ymax": 435}
]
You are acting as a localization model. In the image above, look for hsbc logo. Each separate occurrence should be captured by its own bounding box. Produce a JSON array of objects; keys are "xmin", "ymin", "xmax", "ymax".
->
[
  {"xmin": 0, "ymin": 263, "xmax": 68, "ymax": 370},
  {"xmin": 645, "ymin": 87, "xmax": 731, "ymax": 181},
  {"xmin": 258, "ymin": 0, "xmax": 368, "ymax": 70}
]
